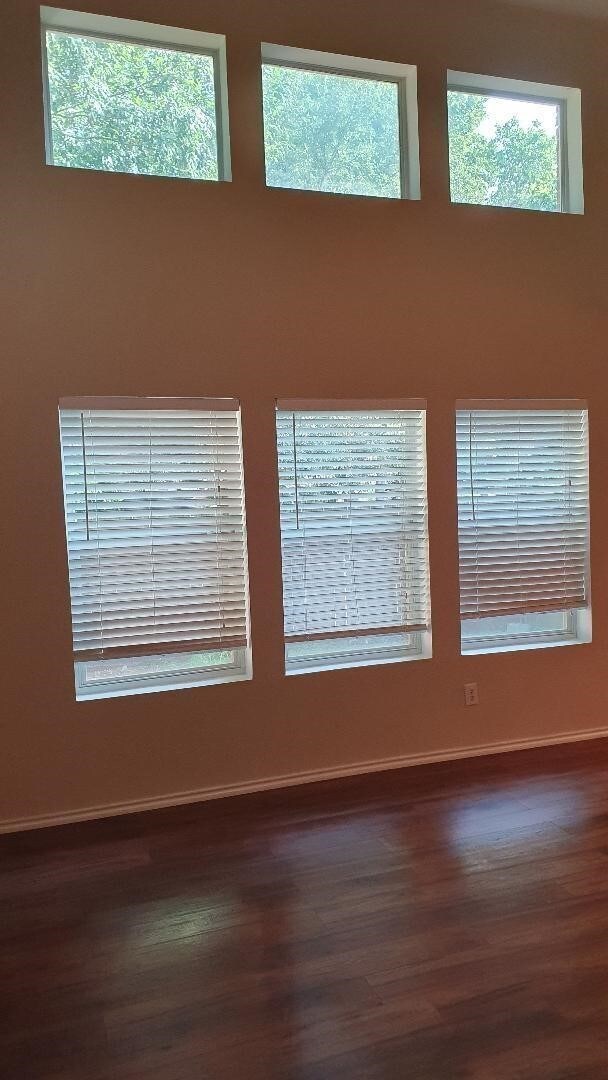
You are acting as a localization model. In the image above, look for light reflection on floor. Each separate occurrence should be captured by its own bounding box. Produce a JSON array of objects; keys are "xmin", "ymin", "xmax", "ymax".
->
[{"xmin": 447, "ymin": 780, "xmax": 585, "ymax": 852}]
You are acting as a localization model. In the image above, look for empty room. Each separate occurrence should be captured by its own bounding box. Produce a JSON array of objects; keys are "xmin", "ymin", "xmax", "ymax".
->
[{"xmin": 2, "ymin": 0, "xmax": 607, "ymax": 1076}]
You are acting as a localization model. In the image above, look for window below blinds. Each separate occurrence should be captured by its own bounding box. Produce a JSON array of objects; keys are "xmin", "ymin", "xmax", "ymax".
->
[
  {"xmin": 75, "ymin": 648, "xmax": 246, "ymax": 700},
  {"xmin": 456, "ymin": 401, "xmax": 591, "ymax": 655},
  {"xmin": 59, "ymin": 397, "xmax": 251, "ymax": 699},
  {"xmin": 276, "ymin": 401, "xmax": 431, "ymax": 674},
  {"xmin": 286, "ymin": 631, "xmax": 424, "ymax": 674}
]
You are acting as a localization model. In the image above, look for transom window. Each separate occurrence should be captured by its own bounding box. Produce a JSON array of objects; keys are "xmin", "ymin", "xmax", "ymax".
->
[
  {"xmin": 447, "ymin": 71, "xmax": 583, "ymax": 214},
  {"xmin": 41, "ymin": 7, "xmax": 231, "ymax": 181},
  {"xmin": 261, "ymin": 44, "xmax": 420, "ymax": 200}
]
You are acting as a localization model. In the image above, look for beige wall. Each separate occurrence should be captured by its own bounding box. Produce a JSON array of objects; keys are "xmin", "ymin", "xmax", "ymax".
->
[{"xmin": 3, "ymin": 0, "xmax": 608, "ymax": 828}]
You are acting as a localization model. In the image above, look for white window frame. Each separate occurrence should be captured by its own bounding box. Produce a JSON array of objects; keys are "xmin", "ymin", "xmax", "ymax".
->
[
  {"xmin": 40, "ymin": 6, "xmax": 232, "ymax": 180},
  {"xmin": 461, "ymin": 609, "xmax": 591, "ymax": 657},
  {"xmin": 447, "ymin": 69, "xmax": 584, "ymax": 214},
  {"xmin": 276, "ymin": 399, "xmax": 432, "ymax": 676},
  {"xmin": 456, "ymin": 398, "xmax": 591, "ymax": 656},
  {"xmin": 261, "ymin": 43, "xmax": 421, "ymax": 200},
  {"xmin": 59, "ymin": 396, "xmax": 252, "ymax": 701},
  {"xmin": 75, "ymin": 648, "xmax": 251, "ymax": 701}
]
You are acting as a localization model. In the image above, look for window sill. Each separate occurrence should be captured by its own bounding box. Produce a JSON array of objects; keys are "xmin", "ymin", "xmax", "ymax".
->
[{"xmin": 449, "ymin": 198, "xmax": 581, "ymax": 216}]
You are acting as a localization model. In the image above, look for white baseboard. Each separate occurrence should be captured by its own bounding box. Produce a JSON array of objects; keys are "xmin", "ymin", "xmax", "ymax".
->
[{"xmin": 2, "ymin": 725, "xmax": 608, "ymax": 835}]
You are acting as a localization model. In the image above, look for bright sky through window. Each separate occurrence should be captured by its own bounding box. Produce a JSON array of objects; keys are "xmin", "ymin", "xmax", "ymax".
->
[
  {"xmin": 480, "ymin": 96, "xmax": 559, "ymax": 138},
  {"xmin": 448, "ymin": 89, "xmax": 561, "ymax": 212}
]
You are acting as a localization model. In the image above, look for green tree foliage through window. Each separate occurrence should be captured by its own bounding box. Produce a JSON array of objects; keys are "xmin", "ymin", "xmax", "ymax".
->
[
  {"xmin": 262, "ymin": 64, "xmax": 402, "ymax": 198},
  {"xmin": 46, "ymin": 31, "xmax": 563, "ymax": 207},
  {"xmin": 448, "ymin": 90, "xmax": 561, "ymax": 212},
  {"xmin": 45, "ymin": 31, "xmax": 219, "ymax": 180}
]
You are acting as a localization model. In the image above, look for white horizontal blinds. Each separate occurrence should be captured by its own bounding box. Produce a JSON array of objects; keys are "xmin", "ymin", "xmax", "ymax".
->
[
  {"xmin": 456, "ymin": 405, "xmax": 589, "ymax": 621},
  {"xmin": 276, "ymin": 405, "xmax": 430, "ymax": 642},
  {"xmin": 59, "ymin": 400, "xmax": 249, "ymax": 661}
]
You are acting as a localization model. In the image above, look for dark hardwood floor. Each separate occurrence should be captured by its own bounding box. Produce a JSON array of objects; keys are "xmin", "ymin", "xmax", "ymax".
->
[{"xmin": 3, "ymin": 740, "xmax": 608, "ymax": 1079}]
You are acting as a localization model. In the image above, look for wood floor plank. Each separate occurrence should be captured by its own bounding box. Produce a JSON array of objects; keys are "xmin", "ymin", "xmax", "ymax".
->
[{"xmin": 4, "ymin": 739, "xmax": 608, "ymax": 1077}]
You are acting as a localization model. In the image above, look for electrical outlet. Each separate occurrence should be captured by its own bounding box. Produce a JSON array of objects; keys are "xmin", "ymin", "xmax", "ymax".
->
[{"xmin": 464, "ymin": 682, "xmax": 479, "ymax": 706}]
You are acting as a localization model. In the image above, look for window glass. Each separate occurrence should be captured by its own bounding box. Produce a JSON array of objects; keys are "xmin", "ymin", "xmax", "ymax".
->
[
  {"xmin": 448, "ymin": 89, "xmax": 561, "ymax": 212},
  {"xmin": 81, "ymin": 651, "xmax": 236, "ymax": 685},
  {"xmin": 262, "ymin": 64, "xmax": 402, "ymax": 198},
  {"xmin": 45, "ymin": 30, "xmax": 219, "ymax": 180},
  {"xmin": 462, "ymin": 611, "xmax": 570, "ymax": 643},
  {"xmin": 286, "ymin": 633, "xmax": 419, "ymax": 673}
]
